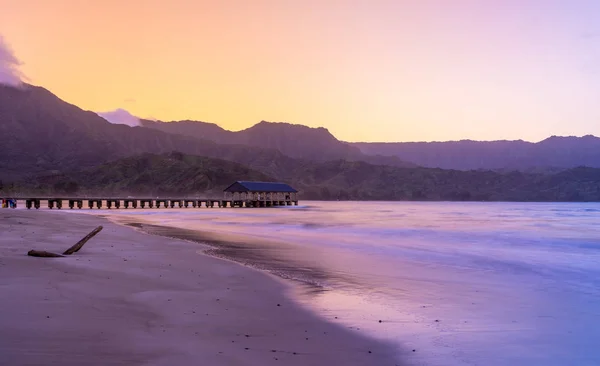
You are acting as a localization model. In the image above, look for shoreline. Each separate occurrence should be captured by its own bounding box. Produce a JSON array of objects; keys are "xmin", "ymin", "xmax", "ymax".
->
[
  {"xmin": 0, "ymin": 210, "xmax": 405, "ymax": 366},
  {"xmin": 112, "ymin": 218, "xmax": 354, "ymax": 291}
]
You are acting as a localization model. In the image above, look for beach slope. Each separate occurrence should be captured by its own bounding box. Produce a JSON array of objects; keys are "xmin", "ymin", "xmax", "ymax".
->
[{"xmin": 0, "ymin": 210, "xmax": 402, "ymax": 366}]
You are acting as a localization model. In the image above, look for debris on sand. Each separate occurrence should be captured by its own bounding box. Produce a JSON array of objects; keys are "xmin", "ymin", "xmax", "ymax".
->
[
  {"xmin": 63, "ymin": 226, "xmax": 103, "ymax": 255},
  {"xmin": 27, "ymin": 250, "xmax": 65, "ymax": 257},
  {"xmin": 27, "ymin": 226, "xmax": 103, "ymax": 258}
]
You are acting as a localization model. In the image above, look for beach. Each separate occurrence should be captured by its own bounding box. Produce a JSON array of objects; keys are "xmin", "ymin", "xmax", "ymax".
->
[{"xmin": 0, "ymin": 209, "xmax": 402, "ymax": 366}]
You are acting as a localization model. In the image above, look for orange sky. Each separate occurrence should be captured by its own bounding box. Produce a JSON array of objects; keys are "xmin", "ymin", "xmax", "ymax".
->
[{"xmin": 1, "ymin": 0, "xmax": 600, "ymax": 142}]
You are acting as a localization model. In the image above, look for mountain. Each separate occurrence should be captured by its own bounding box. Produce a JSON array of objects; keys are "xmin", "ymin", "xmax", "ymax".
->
[
  {"xmin": 353, "ymin": 136, "xmax": 600, "ymax": 170},
  {"xmin": 0, "ymin": 83, "xmax": 413, "ymax": 183},
  {"xmin": 142, "ymin": 118, "xmax": 600, "ymax": 171},
  {"xmin": 10, "ymin": 152, "xmax": 272, "ymax": 197},
  {"xmin": 0, "ymin": 84, "xmax": 301, "ymax": 181},
  {"xmin": 6, "ymin": 153, "xmax": 600, "ymax": 202},
  {"xmin": 235, "ymin": 121, "xmax": 362, "ymax": 161},
  {"xmin": 2, "ymin": 82, "xmax": 600, "ymax": 202},
  {"xmin": 141, "ymin": 119, "xmax": 415, "ymax": 167}
]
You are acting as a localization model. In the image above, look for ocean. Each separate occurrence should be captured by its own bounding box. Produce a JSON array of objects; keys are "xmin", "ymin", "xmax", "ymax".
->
[{"xmin": 95, "ymin": 201, "xmax": 600, "ymax": 366}]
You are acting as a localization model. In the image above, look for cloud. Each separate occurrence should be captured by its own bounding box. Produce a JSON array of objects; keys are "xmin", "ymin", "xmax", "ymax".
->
[
  {"xmin": 0, "ymin": 35, "xmax": 24, "ymax": 86},
  {"xmin": 124, "ymin": 98, "xmax": 136, "ymax": 104},
  {"xmin": 97, "ymin": 108, "xmax": 141, "ymax": 127}
]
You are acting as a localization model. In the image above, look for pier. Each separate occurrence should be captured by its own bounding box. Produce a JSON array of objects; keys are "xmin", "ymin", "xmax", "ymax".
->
[
  {"xmin": 2, "ymin": 181, "xmax": 300, "ymax": 210},
  {"xmin": 8, "ymin": 198, "xmax": 297, "ymax": 210}
]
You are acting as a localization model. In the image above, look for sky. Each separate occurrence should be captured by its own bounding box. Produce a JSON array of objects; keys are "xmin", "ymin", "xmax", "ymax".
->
[{"xmin": 1, "ymin": 0, "xmax": 600, "ymax": 142}]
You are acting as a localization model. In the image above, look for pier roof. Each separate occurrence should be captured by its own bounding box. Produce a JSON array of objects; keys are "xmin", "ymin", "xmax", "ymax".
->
[{"xmin": 224, "ymin": 181, "xmax": 298, "ymax": 193}]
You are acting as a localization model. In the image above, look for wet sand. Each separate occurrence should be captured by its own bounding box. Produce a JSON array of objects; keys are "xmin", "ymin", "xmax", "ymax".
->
[
  {"xmin": 0, "ymin": 210, "xmax": 404, "ymax": 366},
  {"xmin": 117, "ymin": 220, "xmax": 361, "ymax": 290}
]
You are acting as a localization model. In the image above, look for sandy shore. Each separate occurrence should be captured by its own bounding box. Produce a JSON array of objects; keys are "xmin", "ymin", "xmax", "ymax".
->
[{"xmin": 0, "ymin": 210, "xmax": 403, "ymax": 366}]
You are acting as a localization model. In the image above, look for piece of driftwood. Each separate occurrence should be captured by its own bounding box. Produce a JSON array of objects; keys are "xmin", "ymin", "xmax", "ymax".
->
[
  {"xmin": 27, "ymin": 225, "xmax": 104, "ymax": 258},
  {"xmin": 63, "ymin": 226, "xmax": 103, "ymax": 255},
  {"xmin": 28, "ymin": 250, "xmax": 65, "ymax": 258}
]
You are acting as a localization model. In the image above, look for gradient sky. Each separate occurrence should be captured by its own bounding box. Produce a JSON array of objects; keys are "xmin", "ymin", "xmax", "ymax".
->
[{"xmin": 1, "ymin": 0, "xmax": 600, "ymax": 142}]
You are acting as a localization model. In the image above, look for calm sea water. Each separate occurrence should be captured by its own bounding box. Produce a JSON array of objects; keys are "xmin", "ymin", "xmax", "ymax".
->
[{"xmin": 94, "ymin": 201, "xmax": 600, "ymax": 366}]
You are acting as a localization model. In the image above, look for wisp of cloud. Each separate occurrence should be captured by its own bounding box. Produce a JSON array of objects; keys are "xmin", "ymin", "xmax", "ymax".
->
[
  {"xmin": 0, "ymin": 36, "xmax": 24, "ymax": 86},
  {"xmin": 97, "ymin": 108, "xmax": 141, "ymax": 127}
]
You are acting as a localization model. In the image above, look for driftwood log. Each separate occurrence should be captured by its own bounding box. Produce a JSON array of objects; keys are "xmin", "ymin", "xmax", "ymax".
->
[
  {"xmin": 28, "ymin": 250, "xmax": 65, "ymax": 258},
  {"xmin": 27, "ymin": 226, "xmax": 103, "ymax": 258},
  {"xmin": 63, "ymin": 226, "xmax": 103, "ymax": 255}
]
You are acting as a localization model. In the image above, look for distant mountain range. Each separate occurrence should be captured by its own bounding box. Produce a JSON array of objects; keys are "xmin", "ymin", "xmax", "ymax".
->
[
  {"xmin": 1, "ymin": 82, "xmax": 600, "ymax": 201},
  {"xmin": 140, "ymin": 119, "xmax": 413, "ymax": 168},
  {"xmin": 142, "ymin": 118, "xmax": 600, "ymax": 172},
  {"xmin": 353, "ymin": 136, "xmax": 600, "ymax": 171},
  {"xmin": 0, "ymin": 84, "xmax": 412, "ymax": 182},
  {"xmin": 0, "ymin": 84, "xmax": 303, "ymax": 181}
]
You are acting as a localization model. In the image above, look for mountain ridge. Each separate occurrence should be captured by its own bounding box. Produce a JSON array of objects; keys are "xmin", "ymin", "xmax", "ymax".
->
[
  {"xmin": 0, "ymin": 83, "xmax": 306, "ymax": 181},
  {"xmin": 139, "ymin": 114, "xmax": 600, "ymax": 171},
  {"xmin": 2, "ymin": 81, "xmax": 600, "ymax": 197},
  {"xmin": 352, "ymin": 135, "xmax": 600, "ymax": 170},
  {"xmin": 140, "ymin": 118, "xmax": 416, "ymax": 167}
]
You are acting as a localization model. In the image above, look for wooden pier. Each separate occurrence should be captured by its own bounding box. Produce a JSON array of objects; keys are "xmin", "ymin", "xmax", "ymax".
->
[
  {"xmin": 8, "ymin": 197, "xmax": 299, "ymax": 210},
  {"xmin": 2, "ymin": 181, "xmax": 300, "ymax": 210}
]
